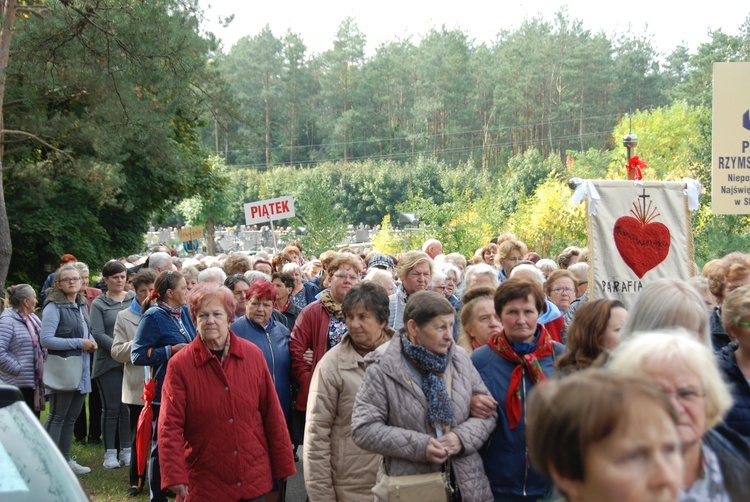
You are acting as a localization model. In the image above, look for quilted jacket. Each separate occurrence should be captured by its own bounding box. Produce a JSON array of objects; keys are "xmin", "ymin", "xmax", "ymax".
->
[
  {"xmin": 351, "ymin": 335, "xmax": 496, "ymax": 502},
  {"xmin": 290, "ymin": 300, "xmax": 332, "ymax": 411},
  {"xmin": 0, "ymin": 309, "xmax": 43, "ymax": 388},
  {"xmin": 304, "ymin": 330, "xmax": 394, "ymax": 501},
  {"xmin": 158, "ymin": 330, "xmax": 296, "ymax": 501},
  {"xmin": 717, "ymin": 343, "xmax": 750, "ymax": 442}
]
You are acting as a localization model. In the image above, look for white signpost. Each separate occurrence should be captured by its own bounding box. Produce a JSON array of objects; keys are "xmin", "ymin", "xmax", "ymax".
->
[{"xmin": 243, "ymin": 196, "xmax": 296, "ymax": 251}]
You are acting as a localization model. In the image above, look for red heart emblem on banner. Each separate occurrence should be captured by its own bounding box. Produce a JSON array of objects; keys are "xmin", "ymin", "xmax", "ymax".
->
[{"xmin": 613, "ymin": 216, "xmax": 671, "ymax": 278}]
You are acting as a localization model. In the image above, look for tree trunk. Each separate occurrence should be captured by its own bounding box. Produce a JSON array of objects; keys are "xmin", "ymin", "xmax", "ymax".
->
[
  {"xmin": 0, "ymin": 0, "xmax": 18, "ymax": 291},
  {"xmin": 205, "ymin": 218, "xmax": 216, "ymax": 256}
]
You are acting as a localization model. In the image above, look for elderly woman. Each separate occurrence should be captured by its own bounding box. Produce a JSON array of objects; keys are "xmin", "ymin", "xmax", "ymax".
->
[
  {"xmin": 707, "ymin": 253, "xmax": 750, "ymax": 351},
  {"xmin": 471, "ymin": 278, "xmax": 565, "ymax": 501},
  {"xmin": 0, "ymin": 284, "xmax": 44, "ymax": 416},
  {"xmin": 535, "ymin": 258, "xmax": 557, "ymax": 279},
  {"xmin": 304, "ymin": 282, "xmax": 395, "ymax": 501},
  {"xmin": 527, "ymin": 370, "xmax": 683, "ymax": 502},
  {"xmin": 352, "ymin": 291, "xmax": 497, "ymax": 501},
  {"xmin": 290, "ymin": 254, "xmax": 362, "ymax": 447},
  {"xmin": 545, "ymin": 269, "xmax": 578, "ymax": 316},
  {"xmin": 283, "ymin": 262, "xmax": 319, "ymax": 310},
  {"xmin": 557, "ymin": 246, "xmax": 581, "ymax": 270},
  {"xmin": 457, "ymin": 286, "xmax": 502, "ymax": 354},
  {"xmin": 40, "ymin": 264, "xmax": 98, "ymax": 475},
  {"xmin": 272, "ymin": 271, "xmax": 301, "ymax": 330},
  {"xmin": 131, "ymin": 270, "xmax": 197, "ymax": 502},
  {"xmin": 510, "ymin": 264, "xmax": 565, "ymax": 342},
  {"xmin": 555, "ymin": 299, "xmax": 627, "ymax": 375},
  {"xmin": 232, "ymin": 281, "xmax": 292, "ymax": 423},
  {"xmin": 388, "ymin": 250, "xmax": 433, "ymax": 331},
  {"xmin": 497, "ymin": 240, "xmax": 528, "ymax": 282},
  {"xmin": 718, "ymin": 284, "xmax": 750, "ymax": 442},
  {"xmin": 111, "ymin": 268, "xmax": 157, "ymax": 497},
  {"xmin": 621, "ymin": 278, "xmax": 712, "ymax": 347},
  {"xmin": 463, "ymin": 263, "xmax": 499, "ymax": 292},
  {"xmin": 608, "ymin": 330, "xmax": 750, "ymax": 500},
  {"xmin": 429, "ymin": 270, "xmax": 450, "ymax": 298},
  {"xmin": 159, "ymin": 283, "xmax": 296, "ymax": 502},
  {"xmin": 363, "ymin": 268, "xmax": 396, "ymax": 296},
  {"xmin": 91, "ymin": 260, "xmax": 136, "ymax": 470},
  {"xmin": 442, "ymin": 264, "xmax": 462, "ymax": 309},
  {"xmin": 272, "ymin": 251, "xmax": 293, "ymax": 274}
]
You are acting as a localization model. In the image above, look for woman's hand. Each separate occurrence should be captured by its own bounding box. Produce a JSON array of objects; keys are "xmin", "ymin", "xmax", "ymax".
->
[
  {"xmin": 437, "ymin": 432, "xmax": 463, "ymax": 457},
  {"xmin": 171, "ymin": 343, "xmax": 187, "ymax": 355},
  {"xmin": 470, "ymin": 394, "xmax": 498, "ymax": 419},
  {"xmin": 168, "ymin": 484, "xmax": 189, "ymax": 501},
  {"xmin": 82, "ymin": 339, "xmax": 98, "ymax": 353},
  {"xmin": 303, "ymin": 348, "xmax": 314, "ymax": 365},
  {"xmin": 425, "ymin": 437, "xmax": 449, "ymax": 465}
]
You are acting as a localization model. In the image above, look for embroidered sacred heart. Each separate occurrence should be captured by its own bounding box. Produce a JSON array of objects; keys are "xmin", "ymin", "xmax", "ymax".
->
[{"xmin": 613, "ymin": 190, "xmax": 671, "ymax": 279}]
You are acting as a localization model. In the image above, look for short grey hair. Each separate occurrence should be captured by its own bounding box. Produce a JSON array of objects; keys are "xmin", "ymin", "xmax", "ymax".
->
[
  {"xmin": 244, "ymin": 270, "xmax": 271, "ymax": 285},
  {"xmin": 464, "ymin": 263, "xmax": 499, "ymax": 289},
  {"xmin": 621, "ymin": 278, "xmax": 711, "ymax": 348},
  {"xmin": 510, "ymin": 264, "xmax": 545, "ymax": 286},
  {"xmin": 148, "ymin": 252, "xmax": 172, "ymax": 271},
  {"xmin": 198, "ymin": 266, "xmax": 227, "ymax": 285},
  {"xmin": 607, "ymin": 328, "xmax": 733, "ymax": 429}
]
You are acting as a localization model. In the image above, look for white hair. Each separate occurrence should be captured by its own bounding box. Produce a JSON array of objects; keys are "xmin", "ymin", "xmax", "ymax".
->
[
  {"xmin": 148, "ymin": 252, "xmax": 172, "ymax": 271},
  {"xmin": 510, "ymin": 264, "xmax": 545, "ymax": 286},
  {"xmin": 464, "ymin": 263, "xmax": 500, "ymax": 289},
  {"xmin": 198, "ymin": 266, "xmax": 227, "ymax": 285}
]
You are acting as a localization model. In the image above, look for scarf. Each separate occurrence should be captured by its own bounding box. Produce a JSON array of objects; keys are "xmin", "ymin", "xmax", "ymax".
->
[
  {"xmin": 278, "ymin": 297, "xmax": 291, "ymax": 314},
  {"xmin": 319, "ymin": 290, "xmax": 344, "ymax": 322},
  {"xmin": 349, "ymin": 329, "xmax": 390, "ymax": 358},
  {"xmin": 203, "ymin": 332, "xmax": 231, "ymax": 366},
  {"xmin": 157, "ymin": 299, "xmax": 182, "ymax": 317},
  {"xmin": 400, "ymin": 333, "xmax": 453, "ymax": 429},
  {"xmin": 488, "ymin": 327, "xmax": 552, "ymax": 429},
  {"xmin": 21, "ymin": 311, "xmax": 45, "ymax": 412}
]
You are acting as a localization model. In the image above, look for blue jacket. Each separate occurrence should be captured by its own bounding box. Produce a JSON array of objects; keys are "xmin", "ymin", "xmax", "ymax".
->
[
  {"xmin": 711, "ymin": 307, "xmax": 732, "ymax": 353},
  {"xmin": 231, "ymin": 315, "xmax": 292, "ymax": 420},
  {"xmin": 471, "ymin": 329, "xmax": 559, "ymax": 501},
  {"xmin": 717, "ymin": 344, "xmax": 750, "ymax": 442},
  {"xmin": 131, "ymin": 305, "xmax": 196, "ymax": 405}
]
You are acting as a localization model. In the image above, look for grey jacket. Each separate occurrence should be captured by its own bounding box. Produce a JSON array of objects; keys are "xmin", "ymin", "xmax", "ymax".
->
[
  {"xmin": 351, "ymin": 335, "xmax": 496, "ymax": 502},
  {"xmin": 91, "ymin": 291, "xmax": 135, "ymax": 379},
  {"xmin": 0, "ymin": 309, "xmax": 43, "ymax": 388}
]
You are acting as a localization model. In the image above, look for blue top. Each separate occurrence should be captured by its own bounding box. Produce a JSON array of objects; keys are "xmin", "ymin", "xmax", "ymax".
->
[
  {"xmin": 131, "ymin": 304, "xmax": 196, "ymax": 405},
  {"xmin": 471, "ymin": 328, "xmax": 556, "ymax": 501},
  {"xmin": 231, "ymin": 315, "xmax": 292, "ymax": 420}
]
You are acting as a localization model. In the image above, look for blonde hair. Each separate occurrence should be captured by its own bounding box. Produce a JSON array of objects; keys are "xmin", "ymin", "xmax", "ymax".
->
[{"xmin": 607, "ymin": 329, "xmax": 733, "ymax": 429}]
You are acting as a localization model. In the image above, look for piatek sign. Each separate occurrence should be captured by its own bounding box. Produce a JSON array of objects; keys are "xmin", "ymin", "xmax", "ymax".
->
[{"xmin": 244, "ymin": 196, "xmax": 296, "ymax": 226}]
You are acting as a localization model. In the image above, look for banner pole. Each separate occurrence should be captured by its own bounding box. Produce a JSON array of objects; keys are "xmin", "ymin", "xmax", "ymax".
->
[{"xmin": 270, "ymin": 219, "xmax": 278, "ymax": 253}]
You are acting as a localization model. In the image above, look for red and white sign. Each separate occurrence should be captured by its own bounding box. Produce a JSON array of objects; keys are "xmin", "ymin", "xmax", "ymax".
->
[{"xmin": 244, "ymin": 196, "xmax": 295, "ymax": 226}]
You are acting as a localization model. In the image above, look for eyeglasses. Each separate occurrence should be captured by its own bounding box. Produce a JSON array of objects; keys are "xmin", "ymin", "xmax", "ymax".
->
[
  {"xmin": 737, "ymin": 321, "xmax": 750, "ymax": 327},
  {"xmin": 59, "ymin": 277, "xmax": 82, "ymax": 284},
  {"xmin": 662, "ymin": 387, "xmax": 705, "ymax": 404},
  {"xmin": 333, "ymin": 273, "xmax": 359, "ymax": 282},
  {"xmin": 551, "ymin": 287, "xmax": 575, "ymax": 294},
  {"xmin": 432, "ymin": 286, "xmax": 447, "ymax": 291}
]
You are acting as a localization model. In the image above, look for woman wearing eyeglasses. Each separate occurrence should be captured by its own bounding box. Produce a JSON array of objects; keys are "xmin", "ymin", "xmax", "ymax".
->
[
  {"xmin": 131, "ymin": 270, "xmax": 196, "ymax": 502},
  {"xmin": 609, "ymin": 329, "xmax": 750, "ymax": 501},
  {"xmin": 289, "ymin": 254, "xmax": 362, "ymax": 451},
  {"xmin": 40, "ymin": 264, "xmax": 98, "ymax": 475},
  {"xmin": 544, "ymin": 270, "xmax": 578, "ymax": 316}
]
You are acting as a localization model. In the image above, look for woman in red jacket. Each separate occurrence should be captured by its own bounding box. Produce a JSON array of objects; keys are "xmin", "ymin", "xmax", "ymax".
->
[{"xmin": 158, "ymin": 282, "xmax": 295, "ymax": 502}]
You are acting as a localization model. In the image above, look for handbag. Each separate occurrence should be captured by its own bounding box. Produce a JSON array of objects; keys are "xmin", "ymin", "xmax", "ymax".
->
[
  {"xmin": 43, "ymin": 354, "xmax": 83, "ymax": 391},
  {"xmin": 371, "ymin": 366, "xmax": 455, "ymax": 502}
]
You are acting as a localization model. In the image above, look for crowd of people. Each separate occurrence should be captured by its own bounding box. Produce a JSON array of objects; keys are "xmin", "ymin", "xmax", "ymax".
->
[{"xmin": 1, "ymin": 236, "xmax": 750, "ymax": 501}]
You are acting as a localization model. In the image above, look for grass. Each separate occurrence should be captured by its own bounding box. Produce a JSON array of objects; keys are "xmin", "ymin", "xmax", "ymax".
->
[{"xmin": 40, "ymin": 408, "xmax": 143, "ymax": 501}]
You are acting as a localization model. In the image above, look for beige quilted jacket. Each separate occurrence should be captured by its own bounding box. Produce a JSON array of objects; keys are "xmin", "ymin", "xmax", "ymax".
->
[
  {"xmin": 352, "ymin": 335, "xmax": 496, "ymax": 502},
  {"xmin": 304, "ymin": 332, "xmax": 392, "ymax": 501}
]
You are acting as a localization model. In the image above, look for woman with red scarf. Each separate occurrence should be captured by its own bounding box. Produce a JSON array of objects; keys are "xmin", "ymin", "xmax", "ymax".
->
[{"xmin": 471, "ymin": 278, "xmax": 565, "ymax": 502}]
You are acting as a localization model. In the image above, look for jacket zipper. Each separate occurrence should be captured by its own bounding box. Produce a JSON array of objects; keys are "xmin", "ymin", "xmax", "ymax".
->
[
  {"xmin": 522, "ymin": 368, "xmax": 528, "ymax": 497},
  {"xmin": 266, "ymin": 331, "xmax": 276, "ymax": 385}
]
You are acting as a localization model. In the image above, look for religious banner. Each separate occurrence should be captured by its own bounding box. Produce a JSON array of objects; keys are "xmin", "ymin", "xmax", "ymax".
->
[{"xmin": 571, "ymin": 179, "xmax": 700, "ymax": 308}]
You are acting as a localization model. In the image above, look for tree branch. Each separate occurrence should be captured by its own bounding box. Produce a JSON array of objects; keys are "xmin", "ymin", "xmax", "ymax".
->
[{"xmin": 2, "ymin": 129, "xmax": 75, "ymax": 164}]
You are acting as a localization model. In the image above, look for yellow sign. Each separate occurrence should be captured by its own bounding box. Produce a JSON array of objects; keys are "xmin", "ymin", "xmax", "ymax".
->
[
  {"xmin": 712, "ymin": 62, "xmax": 750, "ymax": 214},
  {"xmin": 178, "ymin": 226, "xmax": 204, "ymax": 242}
]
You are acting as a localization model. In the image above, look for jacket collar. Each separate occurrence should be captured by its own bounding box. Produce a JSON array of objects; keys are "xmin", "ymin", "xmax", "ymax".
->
[{"xmin": 191, "ymin": 329, "xmax": 245, "ymax": 367}]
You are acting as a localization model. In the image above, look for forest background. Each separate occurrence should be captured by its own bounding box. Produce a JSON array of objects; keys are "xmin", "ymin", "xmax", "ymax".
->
[{"xmin": 2, "ymin": 0, "xmax": 749, "ymax": 289}]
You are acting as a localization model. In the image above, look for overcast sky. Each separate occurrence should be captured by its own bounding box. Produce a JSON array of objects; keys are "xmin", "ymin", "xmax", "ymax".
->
[{"xmin": 198, "ymin": 0, "xmax": 748, "ymax": 57}]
